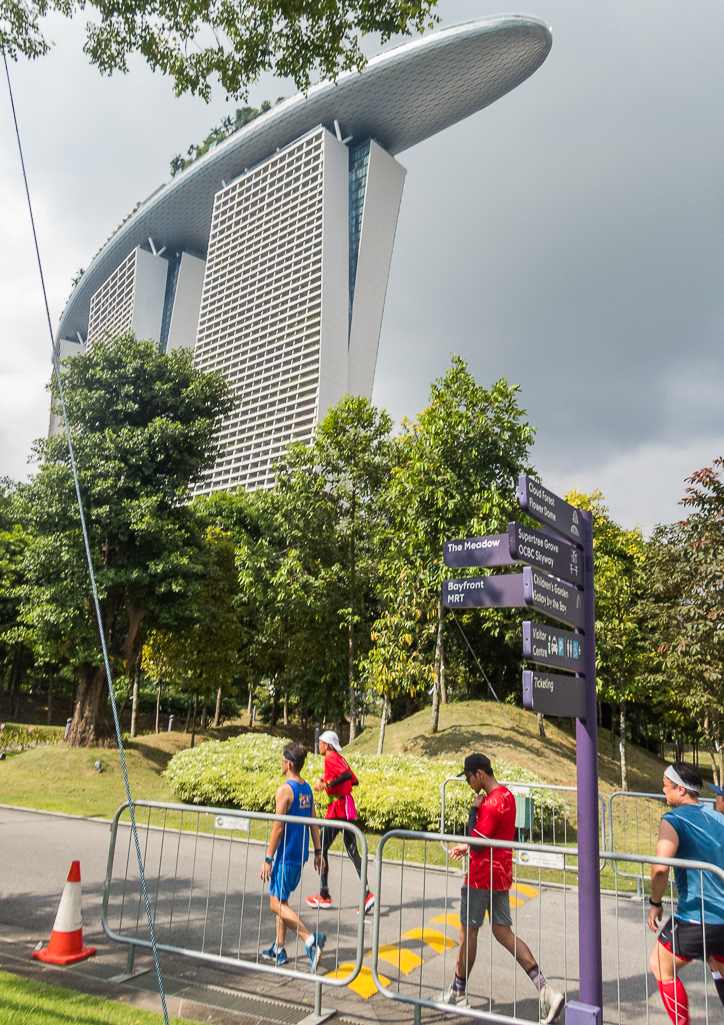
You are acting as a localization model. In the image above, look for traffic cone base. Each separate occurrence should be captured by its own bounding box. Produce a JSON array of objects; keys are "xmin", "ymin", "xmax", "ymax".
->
[{"xmin": 32, "ymin": 860, "xmax": 96, "ymax": 965}]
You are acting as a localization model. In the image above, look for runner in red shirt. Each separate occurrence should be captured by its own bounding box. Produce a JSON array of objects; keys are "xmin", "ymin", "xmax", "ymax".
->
[
  {"xmin": 305, "ymin": 730, "xmax": 374, "ymax": 914},
  {"xmin": 442, "ymin": 753, "xmax": 564, "ymax": 1023}
]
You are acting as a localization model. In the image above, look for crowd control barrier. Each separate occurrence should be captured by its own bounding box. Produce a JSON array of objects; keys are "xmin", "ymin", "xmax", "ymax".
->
[
  {"xmin": 440, "ymin": 776, "xmax": 608, "ymax": 870},
  {"xmin": 369, "ymin": 829, "xmax": 724, "ymax": 1025},
  {"xmin": 101, "ymin": 800, "xmax": 369, "ymax": 1020}
]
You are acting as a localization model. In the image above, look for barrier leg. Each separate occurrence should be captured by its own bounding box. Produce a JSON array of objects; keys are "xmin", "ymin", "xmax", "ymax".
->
[
  {"xmin": 414, "ymin": 1004, "xmax": 422, "ymax": 1025},
  {"xmin": 107, "ymin": 943, "xmax": 152, "ymax": 983},
  {"xmin": 298, "ymin": 981, "xmax": 336, "ymax": 1025}
]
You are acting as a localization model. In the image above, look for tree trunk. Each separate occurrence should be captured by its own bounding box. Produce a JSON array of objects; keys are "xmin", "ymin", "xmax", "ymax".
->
[
  {"xmin": 47, "ymin": 675, "xmax": 53, "ymax": 726},
  {"xmin": 270, "ymin": 683, "xmax": 278, "ymax": 727},
  {"xmin": 184, "ymin": 698, "xmax": 191, "ymax": 733},
  {"xmin": 214, "ymin": 686, "xmax": 222, "ymax": 727},
  {"xmin": 190, "ymin": 694, "xmax": 198, "ymax": 748},
  {"xmin": 378, "ymin": 692, "xmax": 388, "ymax": 755},
  {"xmin": 348, "ymin": 488, "xmax": 357, "ymax": 741},
  {"xmin": 619, "ymin": 698, "xmax": 628, "ymax": 791},
  {"xmin": 537, "ymin": 713, "xmax": 546, "ymax": 738},
  {"xmin": 430, "ymin": 593, "xmax": 444, "ymax": 734},
  {"xmin": 247, "ymin": 686, "xmax": 253, "ymax": 722},
  {"xmin": 436, "ymin": 593, "xmax": 446, "ymax": 704},
  {"xmin": 201, "ymin": 702, "xmax": 207, "ymax": 729},
  {"xmin": 130, "ymin": 655, "xmax": 141, "ymax": 739},
  {"xmin": 283, "ymin": 689, "xmax": 288, "ymax": 727},
  {"xmin": 155, "ymin": 679, "xmax": 162, "ymax": 733},
  {"xmin": 66, "ymin": 665, "xmax": 116, "ymax": 747}
]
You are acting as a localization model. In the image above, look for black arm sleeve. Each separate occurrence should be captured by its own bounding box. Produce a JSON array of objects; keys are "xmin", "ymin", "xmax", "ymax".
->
[
  {"xmin": 327, "ymin": 769, "xmax": 354, "ymax": 789},
  {"xmin": 468, "ymin": 805, "xmax": 478, "ymax": 834}
]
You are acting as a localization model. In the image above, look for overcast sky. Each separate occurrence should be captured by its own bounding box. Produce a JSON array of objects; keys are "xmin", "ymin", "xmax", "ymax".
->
[{"xmin": 2, "ymin": 1, "xmax": 723, "ymax": 534}]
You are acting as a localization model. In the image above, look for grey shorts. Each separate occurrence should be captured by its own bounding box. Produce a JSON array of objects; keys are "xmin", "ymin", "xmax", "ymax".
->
[{"xmin": 460, "ymin": 886, "xmax": 512, "ymax": 928}]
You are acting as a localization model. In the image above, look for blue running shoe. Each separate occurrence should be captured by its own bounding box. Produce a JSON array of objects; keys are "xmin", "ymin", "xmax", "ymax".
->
[
  {"xmin": 307, "ymin": 933, "xmax": 326, "ymax": 973},
  {"xmin": 262, "ymin": 944, "xmax": 288, "ymax": 966}
]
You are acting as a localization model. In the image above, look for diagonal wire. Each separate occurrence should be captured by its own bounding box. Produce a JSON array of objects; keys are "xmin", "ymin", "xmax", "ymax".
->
[
  {"xmin": 450, "ymin": 610, "xmax": 513, "ymax": 726},
  {"xmin": 2, "ymin": 46, "xmax": 169, "ymax": 1025}
]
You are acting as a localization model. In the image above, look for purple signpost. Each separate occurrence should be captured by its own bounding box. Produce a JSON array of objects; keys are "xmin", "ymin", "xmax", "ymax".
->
[{"xmin": 443, "ymin": 475, "xmax": 602, "ymax": 1021}]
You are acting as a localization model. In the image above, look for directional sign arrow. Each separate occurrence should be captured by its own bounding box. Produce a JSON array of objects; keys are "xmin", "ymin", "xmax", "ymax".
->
[
  {"xmin": 443, "ymin": 534, "xmax": 510, "ymax": 569},
  {"xmin": 522, "ymin": 670, "xmax": 586, "ymax": 719},
  {"xmin": 443, "ymin": 573, "xmax": 525, "ymax": 610},
  {"xmin": 509, "ymin": 523, "xmax": 582, "ymax": 586},
  {"xmin": 523, "ymin": 621, "xmax": 585, "ymax": 675},
  {"xmin": 523, "ymin": 566, "xmax": 585, "ymax": 630},
  {"xmin": 518, "ymin": 474, "xmax": 583, "ymax": 545}
]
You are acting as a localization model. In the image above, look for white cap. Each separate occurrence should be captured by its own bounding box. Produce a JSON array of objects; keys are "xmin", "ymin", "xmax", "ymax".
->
[{"xmin": 319, "ymin": 730, "xmax": 342, "ymax": 752}]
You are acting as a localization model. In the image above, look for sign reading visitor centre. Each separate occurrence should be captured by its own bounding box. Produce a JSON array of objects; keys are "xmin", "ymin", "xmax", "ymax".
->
[{"xmin": 522, "ymin": 621, "xmax": 585, "ymax": 675}]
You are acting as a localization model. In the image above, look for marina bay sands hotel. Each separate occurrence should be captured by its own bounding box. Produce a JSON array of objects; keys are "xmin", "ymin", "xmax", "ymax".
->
[{"xmin": 55, "ymin": 17, "xmax": 551, "ymax": 495}]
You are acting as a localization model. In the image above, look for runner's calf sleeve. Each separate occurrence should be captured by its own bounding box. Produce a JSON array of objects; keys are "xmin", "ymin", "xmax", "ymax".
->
[
  {"xmin": 527, "ymin": 966, "xmax": 547, "ymax": 992},
  {"xmin": 657, "ymin": 978, "xmax": 689, "ymax": 1025}
]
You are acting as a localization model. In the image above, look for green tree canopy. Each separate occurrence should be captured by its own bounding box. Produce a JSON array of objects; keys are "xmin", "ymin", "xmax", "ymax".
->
[
  {"xmin": 1, "ymin": 0, "xmax": 438, "ymax": 99},
  {"xmin": 18, "ymin": 334, "xmax": 233, "ymax": 746}
]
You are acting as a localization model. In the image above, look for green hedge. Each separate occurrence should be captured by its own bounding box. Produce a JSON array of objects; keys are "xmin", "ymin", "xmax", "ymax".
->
[
  {"xmin": 0, "ymin": 724, "xmax": 62, "ymax": 750},
  {"xmin": 163, "ymin": 734, "xmax": 563, "ymax": 832}
]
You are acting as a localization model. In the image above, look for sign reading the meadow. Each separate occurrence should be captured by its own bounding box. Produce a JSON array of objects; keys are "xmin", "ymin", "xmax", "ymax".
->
[
  {"xmin": 443, "ymin": 522, "xmax": 582, "ymax": 585},
  {"xmin": 522, "ymin": 621, "xmax": 585, "ymax": 675}
]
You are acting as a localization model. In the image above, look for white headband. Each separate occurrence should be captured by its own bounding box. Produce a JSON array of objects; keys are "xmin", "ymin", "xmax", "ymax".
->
[{"xmin": 665, "ymin": 764, "xmax": 701, "ymax": 792}]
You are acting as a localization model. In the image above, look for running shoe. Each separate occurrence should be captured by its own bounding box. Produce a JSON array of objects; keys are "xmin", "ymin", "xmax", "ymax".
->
[
  {"xmin": 440, "ymin": 985, "xmax": 468, "ymax": 1008},
  {"xmin": 261, "ymin": 944, "xmax": 289, "ymax": 966},
  {"xmin": 307, "ymin": 932, "xmax": 326, "ymax": 973},
  {"xmin": 356, "ymin": 892, "xmax": 376, "ymax": 915},
  {"xmin": 540, "ymin": 984, "xmax": 564, "ymax": 1024},
  {"xmin": 306, "ymin": 893, "xmax": 332, "ymax": 909}
]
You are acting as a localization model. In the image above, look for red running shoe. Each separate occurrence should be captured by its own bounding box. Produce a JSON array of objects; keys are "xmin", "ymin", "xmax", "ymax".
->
[
  {"xmin": 357, "ymin": 892, "xmax": 375, "ymax": 915},
  {"xmin": 306, "ymin": 893, "xmax": 332, "ymax": 909}
]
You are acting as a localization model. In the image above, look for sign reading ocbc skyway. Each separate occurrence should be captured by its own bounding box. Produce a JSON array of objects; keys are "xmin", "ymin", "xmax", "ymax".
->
[{"xmin": 442, "ymin": 473, "xmax": 602, "ymax": 1014}]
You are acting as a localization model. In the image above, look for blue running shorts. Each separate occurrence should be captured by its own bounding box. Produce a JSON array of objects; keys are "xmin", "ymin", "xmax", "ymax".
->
[{"xmin": 270, "ymin": 858, "xmax": 303, "ymax": 901}]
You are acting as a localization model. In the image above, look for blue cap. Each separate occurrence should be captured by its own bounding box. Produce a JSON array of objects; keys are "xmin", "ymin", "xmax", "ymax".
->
[{"xmin": 710, "ymin": 784, "xmax": 724, "ymax": 798}]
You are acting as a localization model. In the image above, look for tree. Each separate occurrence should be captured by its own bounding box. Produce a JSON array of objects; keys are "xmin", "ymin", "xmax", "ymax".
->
[
  {"xmin": 143, "ymin": 527, "xmax": 241, "ymax": 745},
  {"xmin": 1, "ymin": 0, "xmax": 439, "ymax": 99},
  {"xmin": 567, "ymin": 489, "xmax": 650, "ymax": 790},
  {"xmin": 645, "ymin": 459, "xmax": 724, "ymax": 781},
  {"xmin": 0, "ymin": 479, "xmax": 32, "ymax": 715},
  {"xmin": 384, "ymin": 357, "xmax": 534, "ymax": 733},
  {"xmin": 18, "ymin": 334, "xmax": 233, "ymax": 746}
]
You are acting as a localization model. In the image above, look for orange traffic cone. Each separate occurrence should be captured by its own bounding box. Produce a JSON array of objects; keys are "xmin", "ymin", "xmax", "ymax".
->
[{"xmin": 32, "ymin": 860, "xmax": 96, "ymax": 965}]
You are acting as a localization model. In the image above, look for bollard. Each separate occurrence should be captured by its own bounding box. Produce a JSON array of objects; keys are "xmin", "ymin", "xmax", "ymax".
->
[
  {"xmin": 314, "ymin": 723, "xmax": 321, "ymax": 754},
  {"xmin": 64, "ymin": 718, "xmax": 72, "ymax": 740},
  {"xmin": 167, "ymin": 715, "xmax": 174, "ymax": 732}
]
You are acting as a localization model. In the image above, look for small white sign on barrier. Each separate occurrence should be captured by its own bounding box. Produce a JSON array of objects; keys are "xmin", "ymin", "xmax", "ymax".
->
[
  {"xmin": 215, "ymin": 815, "xmax": 250, "ymax": 832},
  {"xmin": 517, "ymin": 849, "xmax": 565, "ymax": 870}
]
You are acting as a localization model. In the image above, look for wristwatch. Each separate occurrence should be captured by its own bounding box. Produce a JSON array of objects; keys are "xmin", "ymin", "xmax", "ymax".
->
[
  {"xmin": 265, "ymin": 855, "xmax": 273, "ymax": 864},
  {"xmin": 649, "ymin": 897, "xmax": 663, "ymax": 907}
]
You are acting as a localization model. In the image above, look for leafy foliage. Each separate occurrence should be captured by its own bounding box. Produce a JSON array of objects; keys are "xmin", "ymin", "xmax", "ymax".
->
[
  {"xmin": 1, "ymin": 0, "xmax": 439, "ymax": 99},
  {"xmin": 163, "ymin": 732, "xmax": 559, "ymax": 831}
]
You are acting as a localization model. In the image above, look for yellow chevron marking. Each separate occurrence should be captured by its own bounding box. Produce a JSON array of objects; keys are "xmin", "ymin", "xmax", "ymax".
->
[
  {"xmin": 402, "ymin": 927, "xmax": 456, "ymax": 954},
  {"xmin": 514, "ymin": 883, "xmax": 539, "ymax": 899},
  {"xmin": 372, "ymin": 945, "xmax": 423, "ymax": 974},
  {"xmin": 325, "ymin": 963, "xmax": 389, "ymax": 999},
  {"xmin": 509, "ymin": 895, "xmax": 525, "ymax": 907},
  {"xmin": 431, "ymin": 912, "xmax": 461, "ymax": 930}
]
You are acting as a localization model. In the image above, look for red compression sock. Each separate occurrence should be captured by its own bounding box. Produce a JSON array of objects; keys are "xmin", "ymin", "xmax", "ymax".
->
[{"xmin": 657, "ymin": 977, "xmax": 689, "ymax": 1025}]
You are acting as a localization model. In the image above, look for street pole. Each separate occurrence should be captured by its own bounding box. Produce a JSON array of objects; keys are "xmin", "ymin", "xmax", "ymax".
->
[{"xmin": 576, "ymin": 507, "xmax": 602, "ymax": 1011}]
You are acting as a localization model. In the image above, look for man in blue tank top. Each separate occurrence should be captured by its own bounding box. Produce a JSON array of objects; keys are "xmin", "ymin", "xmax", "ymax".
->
[
  {"xmin": 648, "ymin": 762, "xmax": 724, "ymax": 1025},
  {"xmin": 260, "ymin": 743, "xmax": 326, "ymax": 972}
]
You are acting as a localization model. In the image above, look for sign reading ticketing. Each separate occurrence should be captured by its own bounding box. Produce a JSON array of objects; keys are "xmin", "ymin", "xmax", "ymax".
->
[
  {"xmin": 523, "ymin": 566, "xmax": 584, "ymax": 630},
  {"xmin": 522, "ymin": 621, "xmax": 585, "ymax": 675},
  {"xmin": 518, "ymin": 474, "xmax": 583, "ymax": 545},
  {"xmin": 444, "ymin": 524, "xmax": 582, "ymax": 586},
  {"xmin": 522, "ymin": 670, "xmax": 586, "ymax": 719}
]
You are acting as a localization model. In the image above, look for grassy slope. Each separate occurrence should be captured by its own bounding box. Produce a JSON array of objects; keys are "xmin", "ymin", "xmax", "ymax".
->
[
  {"xmin": 347, "ymin": 699, "xmax": 668, "ymax": 798},
  {"xmin": 0, "ymin": 970, "xmax": 197, "ymax": 1025}
]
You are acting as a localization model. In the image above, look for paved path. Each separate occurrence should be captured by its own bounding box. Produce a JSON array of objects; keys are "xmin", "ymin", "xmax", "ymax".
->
[{"xmin": 0, "ymin": 805, "xmax": 717, "ymax": 1024}]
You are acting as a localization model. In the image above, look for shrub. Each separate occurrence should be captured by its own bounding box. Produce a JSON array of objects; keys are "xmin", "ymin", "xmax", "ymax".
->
[
  {"xmin": 0, "ymin": 724, "xmax": 62, "ymax": 750},
  {"xmin": 163, "ymin": 734, "xmax": 563, "ymax": 833}
]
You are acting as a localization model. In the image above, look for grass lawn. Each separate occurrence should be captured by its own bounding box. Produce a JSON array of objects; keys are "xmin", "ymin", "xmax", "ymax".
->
[{"xmin": 0, "ymin": 970, "xmax": 197, "ymax": 1024}]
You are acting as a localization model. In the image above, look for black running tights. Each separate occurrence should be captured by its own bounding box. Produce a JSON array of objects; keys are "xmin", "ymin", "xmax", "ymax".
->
[{"xmin": 319, "ymin": 822, "xmax": 366, "ymax": 899}]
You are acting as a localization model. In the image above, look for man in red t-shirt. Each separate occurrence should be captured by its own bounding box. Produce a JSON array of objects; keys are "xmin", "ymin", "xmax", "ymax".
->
[
  {"xmin": 442, "ymin": 753, "xmax": 563, "ymax": 1024},
  {"xmin": 305, "ymin": 730, "xmax": 374, "ymax": 914}
]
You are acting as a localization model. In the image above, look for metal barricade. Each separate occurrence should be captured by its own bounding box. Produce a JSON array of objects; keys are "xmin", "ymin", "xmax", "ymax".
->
[
  {"xmin": 370, "ymin": 828, "xmax": 724, "ymax": 1025},
  {"xmin": 440, "ymin": 776, "xmax": 608, "ymax": 871},
  {"xmin": 101, "ymin": 800, "xmax": 368, "ymax": 1015},
  {"xmin": 607, "ymin": 791, "xmax": 716, "ymax": 889}
]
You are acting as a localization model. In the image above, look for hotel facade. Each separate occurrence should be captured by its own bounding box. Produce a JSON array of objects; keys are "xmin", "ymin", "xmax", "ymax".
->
[{"xmin": 55, "ymin": 17, "xmax": 552, "ymax": 493}]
